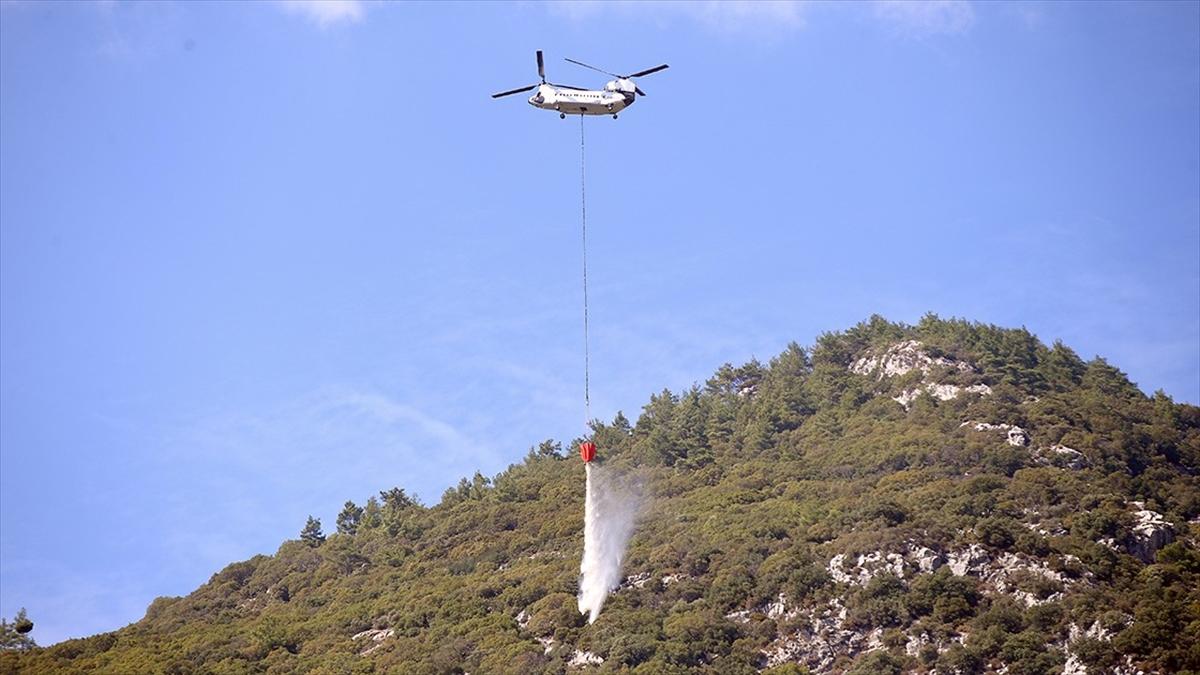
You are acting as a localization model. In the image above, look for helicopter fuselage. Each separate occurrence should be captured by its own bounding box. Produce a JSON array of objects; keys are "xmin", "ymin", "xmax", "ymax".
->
[
  {"xmin": 528, "ymin": 83, "xmax": 635, "ymax": 117},
  {"xmin": 492, "ymin": 53, "xmax": 666, "ymax": 116}
]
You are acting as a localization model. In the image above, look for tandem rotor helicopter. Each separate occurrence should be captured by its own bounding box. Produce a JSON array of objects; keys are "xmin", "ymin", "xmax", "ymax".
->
[{"xmin": 492, "ymin": 51, "xmax": 669, "ymax": 119}]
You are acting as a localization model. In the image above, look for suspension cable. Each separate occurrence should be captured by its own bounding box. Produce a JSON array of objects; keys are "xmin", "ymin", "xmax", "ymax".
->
[{"xmin": 580, "ymin": 114, "xmax": 591, "ymax": 429}]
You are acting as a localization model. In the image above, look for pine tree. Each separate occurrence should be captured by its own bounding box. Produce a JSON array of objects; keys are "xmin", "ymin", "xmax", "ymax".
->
[
  {"xmin": 380, "ymin": 487, "xmax": 414, "ymax": 511},
  {"xmin": 0, "ymin": 608, "xmax": 36, "ymax": 651},
  {"xmin": 535, "ymin": 439, "xmax": 562, "ymax": 458},
  {"xmin": 300, "ymin": 516, "xmax": 325, "ymax": 547},
  {"xmin": 336, "ymin": 500, "xmax": 363, "ymax": 536}
]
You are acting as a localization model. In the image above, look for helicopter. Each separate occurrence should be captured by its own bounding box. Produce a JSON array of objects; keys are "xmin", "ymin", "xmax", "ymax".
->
[{"xmin": 492, "ymin": 51, "xmax": 669, "ymax": 119}]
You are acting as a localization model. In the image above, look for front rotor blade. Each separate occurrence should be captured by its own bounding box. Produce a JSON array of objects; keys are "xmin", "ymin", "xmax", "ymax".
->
[
  {"xmin": 629, "ymin": 64, "xmax": 669, "ymax": 78},
  {"xmin": 537, "ymin": 50, "xmax": 545, "ymax": 81},
  {"xmin": 492, "ymin": 84, "xmax": 538, "ymax": 98},
  {"xmin": 565, "ymin": 58, "xmax": 618, "ymax": 78},
  {"xmin": 635, "ymin": 86, "xmax": 646, "ymax": 97}
]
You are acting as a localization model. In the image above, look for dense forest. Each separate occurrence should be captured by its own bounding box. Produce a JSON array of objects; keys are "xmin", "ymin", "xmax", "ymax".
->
[{"xmin": 3, "ymin": 315, "xmax": 1198, "ymax": 675}]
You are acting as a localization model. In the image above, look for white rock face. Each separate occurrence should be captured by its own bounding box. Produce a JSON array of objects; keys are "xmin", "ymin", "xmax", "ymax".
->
[
  {"xmin": 851, "ymin": 340, "xmax": 972, "ymax": 380},
  {"xmin": 777, "ymin": 541, "xmax": 1103, "ymax": 671},
  {"xmin": 827, "ymin": 544, "xmax": 944, "ymax": 586},
  {"xmin": 963, "ymin": 421, "xmax": 1007, "ymax": 432},
  {"xmin": 1032, "ymin": 443, "xmax": 1088, "ymax": 469},
  {"xmin": 1023, "ymin": 520, "xmax": 1067, "ymax": 537},
  {"xmin": 827, "ymin": 551, "xmax": 907, "ymax": 585},
  {"xmin": 904, "ymin": 632, "xmax": 930, "ymax": 658},
  {"xmin": 1062, "ymin": 653, "xmax": 1088, "ymax": 675},
  {"xmin": 1062, "ymin": 620, "xmax": 1121, "ymax": 675},
  {"xmin": 960, "ymin": 421, "xmax": 1030, "ymax": 447},
  {"xmin": 894, "ymin": 383, "xmax": 992, "ymax": 408},
  {"xmin": 1026, "ymin": 442, "xmax": 1088, "ymax": 470},
  {"xmin": 537, "ymin": 636, "xmax": 555, "ymax": 655},
  {"xmin": 1129, "ymin": 502, "xmax": 1174, "ymax": 563},
  {"xmin": 946, "ymin": 546, "xmax": 1087, "ymax": 608},
  {"xmin": 725, "ymin": 593, "xmax": 798, "ymax": 623},
  {"xmin": 851, "ymin": 341, "xmax": 991, "ymax": 409},
  {"xmin": 1069, "ymin": 620, "xmax": 1115, "ymax": 644},
  {"xmin": 724, "ymin": 608, "xmax": 753, "ymax": 624},
  {"xmin": 1007, "ymin": 427, "xmax": 1031, "ymax": 447},
  {"xmin": 946, "ymin": 544, "xmax": 991, "ymax": 577},
  {"xmin": 567, "ymin": 649, "xmax": 604, "ymax": 667},
  {"xmin": 903, "ymin": 631, "xmax": 961, "ymax": 658},
  {"xmin": 765, "ymin": 593, "xmax": 797, "ymax": 620},
  {"xmin": 910, "ymin": 545, "xmax": 942, "ymax": 573},
  {"xmin": 1114, "ymin": 655, "xmax": 1149, "ymax": 675},
  {"xmin": 622, "ymin": 572, "xmax": 651, "ymax": 589},
  {"xmin": 351, "ymin": 628, "xmax": 395, "ymax": 656},
  {"xmin": 763, "ymin": 597, "xmax": 875, "ymax": 672}
]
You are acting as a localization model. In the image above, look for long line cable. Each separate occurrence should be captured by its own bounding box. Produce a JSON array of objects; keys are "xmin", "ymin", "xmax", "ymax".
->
[{"xmin": 580, "ymin": 114, "xmax": 591, "ymax": 429}]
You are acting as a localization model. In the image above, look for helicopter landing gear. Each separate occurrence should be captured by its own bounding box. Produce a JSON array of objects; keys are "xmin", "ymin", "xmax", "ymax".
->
[
  {"xmin": 560, "ymin": 112, "xmax": 566, "ymax": 119},
  {"xmin": 612, "ymin": 114, "xmax": 618, "ymax": 119}
]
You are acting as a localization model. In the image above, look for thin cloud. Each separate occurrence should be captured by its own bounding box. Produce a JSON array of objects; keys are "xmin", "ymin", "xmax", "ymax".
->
[
  {"xmin": 546, "ymin": 1, "xmax": 982, "ymax": 40},
  {"xmin": 547, "ymin": 1, "xmax": 809, "ymax": 36},
  {"xmin": 277, "ymin": 0, "xmax": 366, "ymax": 28},
  {"xmin": 1006, "ymin": 1, "xmax": 1045, "ymax": 31},
  {"xmin": 872, "ymin": 0, "xmax": 975, "ymax": 38}
]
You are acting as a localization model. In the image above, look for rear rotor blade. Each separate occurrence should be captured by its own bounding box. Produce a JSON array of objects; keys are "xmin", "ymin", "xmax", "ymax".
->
[
  {"xmin": 635, "ymin": 86, "xmax": 646, "ymax": 97},
  {"xmin": 492, "ymin": 84, "xmax": 538, "ymax": 98},
  {"xmin": 565, "ymin": 58, "xmax": 618, "ymax": 78},
  {"xmin": 536, "ymin": 50, "xmax": 545, "ymax": 82},
  {"xmin": 628, "ymin": 64, "xmax": 669, "ymax": 78}
]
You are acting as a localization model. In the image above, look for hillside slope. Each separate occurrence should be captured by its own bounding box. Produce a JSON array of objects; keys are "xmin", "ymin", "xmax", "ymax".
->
[{"xmin": 4, "ymin": 315, "xmax": 1199, "ymax": 675}]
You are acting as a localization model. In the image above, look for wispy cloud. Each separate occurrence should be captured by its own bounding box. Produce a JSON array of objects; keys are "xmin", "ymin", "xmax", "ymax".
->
[
  {"xmin": 547, "ymin": 0, "xmax": 809, "ymax": 36},
  {"xmin": 872, "ymin": 0, "xmax": 975, "ymax": 38},
  {"xmin": 277, "ymin": 0, "xmax": 366, "ymax": 28},
  {"xmin": 1006, "ymin": 1, "xmax": 1045, "ymax": 31},
  {"xmin": 173, "ymin": 385, "xmax": 490, "ymax": 505},
  {"xmin": 547, "ymin": 1, "xmax": 981, "ymax": 40}
]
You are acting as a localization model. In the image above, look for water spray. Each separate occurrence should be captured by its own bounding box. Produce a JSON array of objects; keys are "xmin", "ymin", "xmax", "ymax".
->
[{"xmin": 578, "ymin": 462, "xmax": 640, "ymax": 623}]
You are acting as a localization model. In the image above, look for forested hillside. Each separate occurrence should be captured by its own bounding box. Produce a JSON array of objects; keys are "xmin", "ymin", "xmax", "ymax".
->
[{"xmin": 4, "ymin": 315, "xmax": 1198, "ymax": 675}]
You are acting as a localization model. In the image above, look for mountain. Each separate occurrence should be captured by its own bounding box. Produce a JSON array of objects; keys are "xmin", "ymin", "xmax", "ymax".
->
[{"xmin": 3, "ymin": 315, "xmax": 1198, "ymax": 675}]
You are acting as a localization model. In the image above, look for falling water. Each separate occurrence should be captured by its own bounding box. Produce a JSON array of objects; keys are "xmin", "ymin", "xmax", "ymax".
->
[{"xmin": 578, "ymin": 463, "xmax": 641, "ymax": 624}]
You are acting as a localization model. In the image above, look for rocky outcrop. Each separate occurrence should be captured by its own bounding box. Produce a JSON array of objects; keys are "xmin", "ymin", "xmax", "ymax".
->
[
  {"xmin": 1129, "ymin": 502, "xmax": 1174, "ymax": 563},
  {"xmin": 904, "ymin": 631, "xmax": 964, "ymax": 659},
  {"xmin": 894, "ymin": 383, "xmax": 992, "ymax": 407},
  {"xmin": 850, "ymin": 340, "xmax": 992, "ymax": 408},
  {"xmin": 961, "ymin": 421, "xmax": 1030, "ymax": 447},
  {"xmin": 749, "ymin": 540, "xmax": 1108, "ymax": 671},
  {"xmin": 725, "ymin": 592, "xmax": 799, "ymax": 624},
  {"xmin": 351, "ymin": 628, "xmax": 394, "ymax": 656},
  {"xmin": 1023, "ymin": 518, "xmax": 1068, "ymax": 538},
  {"xmin": 945, "ymin": 545, "xmax": 1087, "ymax": 607},
  {"xmin": 753, "ymin": 542, "xmax": 1101, "ymax": 672},
  {"xmin": 946, "ymin": 543, "xmax": 991, "ymax": 577},
  {"xmin": 827, "ymin": 552, "xmax": 906, "ymax": 585},
  {"xmin": 761, "ymin": 597, "xmax": 881, "ymax": 672},
  {"xmin": 826, "ymin": 544, "xmax": 942, "ymax": 586},
  {"xmin": 622, "ymin": 572, "xmax": 652, "ymax": 589},
  {"xmin": 1063, "ymin": 619, "xmax": 1125, "ymax": 675},
  {"xmin": 1031, "ymin": 443, "xmax": 1089, "ymax": 470},
  {"xmin": 567, "ymin": 649, "xmax": 603, "ymax": 667},
  {"xmin": 850, "ymin": 340, "xmax": 972, "ymax": 380}
]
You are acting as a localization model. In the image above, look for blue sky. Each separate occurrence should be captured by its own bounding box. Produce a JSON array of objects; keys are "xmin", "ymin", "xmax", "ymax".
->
[{"xmin": 1, "ymin": 0, "xmax": 1197, "ymax": 645}]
